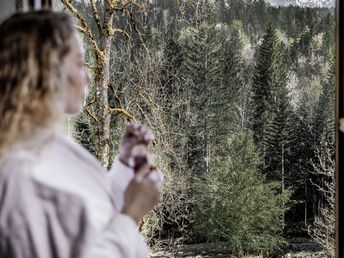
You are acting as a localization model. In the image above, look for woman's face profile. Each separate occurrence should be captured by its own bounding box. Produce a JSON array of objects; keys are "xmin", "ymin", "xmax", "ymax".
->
[{"xmin": 63, "ymin": 32, "xmax": 90, "ymax": 115}]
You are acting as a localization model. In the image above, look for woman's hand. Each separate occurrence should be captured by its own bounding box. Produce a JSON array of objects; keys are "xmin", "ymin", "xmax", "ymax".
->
[
  {"xmin": 121, "ymin": 165, "xmax": 161, "ymax": 224},
  {"xmin": 118, "ymin": 123, "xmax": 154, "ymax": 168}
]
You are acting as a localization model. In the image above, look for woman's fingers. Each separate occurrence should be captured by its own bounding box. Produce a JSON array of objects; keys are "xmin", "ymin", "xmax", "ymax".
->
[
  {"xmin": 135, "ymin": 164, "xmax": 164, "ymax": 191},
  {"xmin": 125, "ymin": 122, "xmax": 154, "ymax": 145},
  {"xmin": 148, "ymin": 168, "xmax": 164, "ymax": 190},
  {"xmin": 143, "ymin": 128, "xmax": 154, "ymax": 144},
  {"xmin": 135, "ymin": 164, "xmax": 151, "ymax": 182}
]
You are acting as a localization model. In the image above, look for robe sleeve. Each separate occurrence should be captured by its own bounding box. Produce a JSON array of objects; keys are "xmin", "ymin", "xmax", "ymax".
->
[
  {"xmin": 108, "ymin": 158, "xmax": 135, "ymax": 211},
  {"xmin": 108, "ymin": 158, "xmax": 164, "ymax": 211},
  {"xmin": 0, "ymin": 159, "xmax": 148, "ymax": 258}
]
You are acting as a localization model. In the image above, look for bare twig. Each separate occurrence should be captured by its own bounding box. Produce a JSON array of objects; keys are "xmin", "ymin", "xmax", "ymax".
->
[
  {"xmin": 84, "ymin": 107, "xmax": 99, "ymax": 123},
  {"xmin": 90, "ymin": 0, "xmax": 102, "ymax": 34},
  {"xmin": 108, "ymin": 106, "xmax": 135, "ymax": 121},
  {"xmin": 60, "ymin": 0, "xmax": 102, "ymax": 56}
]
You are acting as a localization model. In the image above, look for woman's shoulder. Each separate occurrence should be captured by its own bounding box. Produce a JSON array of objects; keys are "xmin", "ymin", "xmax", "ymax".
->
[
  {"xmin": 53, "ymin": 132, "xmax": 104, "ymax": 172},
  {"xmin": 0, "ymin": 130, "xmax": 112, "ymax": 205},
  {"xmin": 0, "ymin": 130, "xmax": 115, "ymax": 227},
  {"xmin": 0, "ymin": 130, "xmax": 102, "ymax": 174}
]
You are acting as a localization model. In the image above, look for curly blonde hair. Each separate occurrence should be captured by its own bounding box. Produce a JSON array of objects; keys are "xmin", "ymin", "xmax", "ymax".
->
[{"xmin": 0, "ymin": 10, "xmax": 75, "ymax": 157}]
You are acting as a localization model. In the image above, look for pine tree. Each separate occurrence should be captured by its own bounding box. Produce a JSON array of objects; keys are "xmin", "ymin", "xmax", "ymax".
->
[
  {"xmin": 250, "ymin": 25, "xmax": 296, "ymax": 202},
  {"xmin": 307, "ymin": 60, "xmax": 336, "ymax": 227},
  {"xmin": 264, "ymin": 83, "xmax": 294, "ymax": 185},
  {"xmin": 250, "ymin": 25, "xmax": 283, "ymax": 148},
  {"xmin": 194, "ymin": 132, "xmax": 290, "ymax": 254},
  {"xmin": 181, "ymin": 24, "xmax": 223, "ymax": 177},
  {"xmin": 283, "ymin": 60, "xmax": 335, "ymax": 232},
  {"xmin": 159, "ymin": 35, "xmax": 187, "ymax": 171},
  {"xmin": 160, "ymin": 36, "xmax": 183, "ymax": 111},
  {"xmin": 210, "ymin": 28, "xmax": 245, "ymax": 150},
  {"xmin": 313, "ymin": 62, "xmax": 335, "ymax": 145}
]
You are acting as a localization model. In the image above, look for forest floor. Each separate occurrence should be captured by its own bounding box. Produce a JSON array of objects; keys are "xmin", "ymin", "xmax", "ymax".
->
[
  {"xmin": 151, "ymin": 238, "xmax": 333, "ymax": 258},
  {"xmin": 152, "ymin": 254, "xmax": 330, "ymax": 258}
]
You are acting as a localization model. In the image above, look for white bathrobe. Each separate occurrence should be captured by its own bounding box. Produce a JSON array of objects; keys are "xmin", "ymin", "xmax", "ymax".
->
[{"xmin": 0, "ymin": 129, "xmax": 151, "ymax": 258}]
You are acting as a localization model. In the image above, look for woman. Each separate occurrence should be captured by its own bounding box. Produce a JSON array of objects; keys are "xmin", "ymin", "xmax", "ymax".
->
[{"xmin": 0, "ymin": 10, "xmax": 162, "ymax": 258}]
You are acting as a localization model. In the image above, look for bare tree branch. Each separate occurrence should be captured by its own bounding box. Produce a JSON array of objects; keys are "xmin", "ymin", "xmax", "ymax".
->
[
  {"xmin": 84, "ymin": 107, "xmax": 99, "ymax": 123},
  {"xmin": 108, "ymin": 107, "xmax": 135, "ymax": 121},
  {"xmin": 90, "ymin": 0, "xmax": 102, "ymax": 34},
  {"xmin": 135, "ymin": 103, "xmax": 154, "ymax": 129},
  {"xmin": 308, "ymin": 143, "xmax": 335, "ymax": 256},
  {"xmin": 107, "ymin": 0, "xmax": 146, "ymax": 14},
  {"xmin": 84, "ymin": 98, "xmax": 96, "ymax": 109},
  {"xmin": 112, "ymin": 28, "xmax": 130, "ymax": 39},
  {"xmin": 125, "ymin": 9, "xmax": 149, "ymax": 53},
  {"xmin": 60, "ymin": 0, "xmax": 102, "ymax": 57}
]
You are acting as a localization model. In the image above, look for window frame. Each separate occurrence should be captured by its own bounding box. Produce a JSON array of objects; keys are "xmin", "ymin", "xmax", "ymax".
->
[
  {"xmin": 11, "ymin": 0, "xmax": 344, "ymax": 256},
  {"xmin": 336, "ymin": 1, "xmax": 343, "ymax": 257}
]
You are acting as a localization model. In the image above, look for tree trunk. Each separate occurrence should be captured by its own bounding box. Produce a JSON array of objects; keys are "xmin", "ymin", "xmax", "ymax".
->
[
  {"xmin": 94, "ymin": 44, "xmax": 111, "ymax": 168},
  {"xmin": 94, "ymin": 8, "xmax": 113, "ymax": 168}
]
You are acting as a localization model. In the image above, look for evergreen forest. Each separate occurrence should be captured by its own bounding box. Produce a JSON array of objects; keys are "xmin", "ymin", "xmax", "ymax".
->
[{"xmin": 61, "ymin": 0, "xmax": 336, "ymax": 256}]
